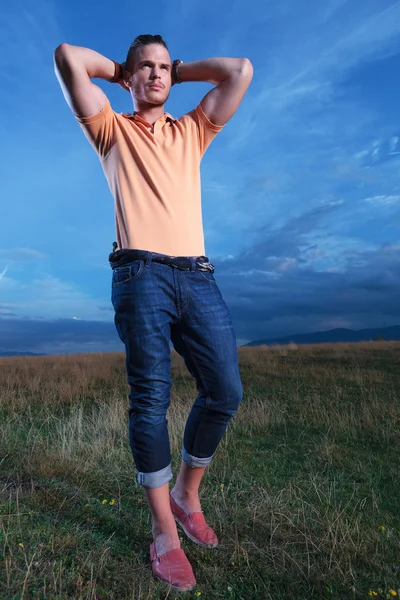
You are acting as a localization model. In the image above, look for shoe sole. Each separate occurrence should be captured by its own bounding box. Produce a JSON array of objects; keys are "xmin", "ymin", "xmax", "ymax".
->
[
  {"xmin": 173, "ymin": 514, "xmax": 219, "ymax": 548},
  {"xmin": 152, "ymin": 572, "xmax": 196, "ymax": 592}
]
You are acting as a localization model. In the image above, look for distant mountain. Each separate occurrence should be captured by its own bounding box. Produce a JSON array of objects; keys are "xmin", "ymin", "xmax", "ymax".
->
[
  {"xmin": 0, "ymin": 351, "xmax": 47, "ymax": 357},
  {"xmin": 243, "ymin": 325, "xmax": 400, "ymax": 347}
]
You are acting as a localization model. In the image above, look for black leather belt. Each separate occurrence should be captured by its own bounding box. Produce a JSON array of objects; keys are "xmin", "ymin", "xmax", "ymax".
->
[{"xmin": 108, "ymin": 245, "xmax": 215, "ymax": 273}]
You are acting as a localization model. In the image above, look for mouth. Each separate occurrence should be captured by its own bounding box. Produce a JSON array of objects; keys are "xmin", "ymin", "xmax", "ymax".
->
[{"xmin": 149, "ymin": 84, "xmax": 163, "ymax": 90}]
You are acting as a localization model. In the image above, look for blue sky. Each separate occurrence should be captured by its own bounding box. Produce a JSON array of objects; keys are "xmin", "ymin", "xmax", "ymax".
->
[{"xmin": 1, "ymin": 0, "xmax": 400, "ymax": 354}]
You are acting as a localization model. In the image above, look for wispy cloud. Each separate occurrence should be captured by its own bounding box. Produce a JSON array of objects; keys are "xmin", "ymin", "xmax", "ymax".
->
[
  {"xmin": 365, "ymin": 194, "xmax": 400, "ymax": 205},
  {"xmin": 217, "ymin": 241, "xmax": 400, "ymax": 341},
  {"xmin": 0, "ymin": 266, "xmax": 8, "ymax": 281},
  {"xmin": 225, "ymin": 0, "xmax": 400, "ymax": 156},
  {"xmin": 255, "ymin": 0, "xmax": 400, "ymax": 112},
  {"xmin": 0, "ymin": 248, "xmax": 46, "ymax": 264},
  {"xmin": 0, "ymin": 273, "xmax": 112, "ymax": 322},
  {"xmin": 0, "ymin": 0, "xmax": 63, "ymax": 75},
  {"xmin": 0, "ymin": 317, "xmax": 123, "ymax": 355}
]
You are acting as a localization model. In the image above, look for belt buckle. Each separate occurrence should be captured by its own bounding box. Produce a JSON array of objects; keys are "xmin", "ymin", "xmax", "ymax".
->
[{"xmin": 197, "ymin": 260, "xmax": 214, "ymax": 274}]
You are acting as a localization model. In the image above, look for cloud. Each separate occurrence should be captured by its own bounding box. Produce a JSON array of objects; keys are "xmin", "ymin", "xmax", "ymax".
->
[
  {"xmin": 204, "ymin": 192, "xmax": 400, "ymax": 341},
  {"xmin": 364, "ymin": 194, "xmax": 400, "ymax": 205},
  {"xmin": 355, "ymin": 136, "xmax": 400, "ymax": 168},
  {"xmin": 215, "ymin": 241, "xmax": 400, "ymax": 342},
  {"xmin": 257, "ymin": 0, "xmax": 400, "ymax": 111},
  {"xmin": 199, "ymin": 3, "xmax": 400, "ymax": 263},
  {"xmin": 0, "ymin": 272, "xmax": 113, "ymax": 322},
  {"xmin": 0, "ymin": 309, "xmax": 16, "ymax": 317},
  {"xmin": 225, "ymin": 1, "xmax": 400, "ymax": 159},
  {"xmin": 0, "ymin": 248, "xmax": 46, "ymax": 265},
  {"xmin": 0, "ymin": 317, "xmax": 123, "ymax": 355},
  {"xmin": 0, "ymin": 0, "xmax": 63, "ymax": 76}
]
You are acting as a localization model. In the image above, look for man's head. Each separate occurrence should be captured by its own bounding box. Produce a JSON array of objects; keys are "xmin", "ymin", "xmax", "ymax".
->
[{"xmin": 124, "ymin": 34, "xmax": 172, "ymax": 108}]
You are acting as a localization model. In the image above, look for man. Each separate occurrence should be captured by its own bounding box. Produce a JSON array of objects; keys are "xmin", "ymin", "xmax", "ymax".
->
[{"xmin": 54, "ymin": 34, "xmax": 253, "ymax": 592}]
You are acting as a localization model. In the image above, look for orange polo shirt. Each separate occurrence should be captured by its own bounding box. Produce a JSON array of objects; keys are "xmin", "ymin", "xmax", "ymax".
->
[{"xmin": 74, "ymin": 97, "xmax": 224, "ymax": 256}]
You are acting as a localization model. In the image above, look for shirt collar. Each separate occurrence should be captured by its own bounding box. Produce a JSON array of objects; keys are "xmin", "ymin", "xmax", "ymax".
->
[{"xmin": 121, "ymin": 111, "xmax": 176, "ymax": 125}]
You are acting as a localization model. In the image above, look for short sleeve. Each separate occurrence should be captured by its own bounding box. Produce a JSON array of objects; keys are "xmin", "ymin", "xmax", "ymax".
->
[
  {"xmin": 74, "ymin": 98, "xmax": 117, "ymax": 159},
  {"xmin": 186, "ymin": 102, "xmax": 224, "ymax": 157}
]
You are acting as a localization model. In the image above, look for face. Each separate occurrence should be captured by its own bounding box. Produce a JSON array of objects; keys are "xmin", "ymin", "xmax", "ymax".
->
[{"xmin": 127, "ymin": 44, "xmax": 172, "ymax": 107}]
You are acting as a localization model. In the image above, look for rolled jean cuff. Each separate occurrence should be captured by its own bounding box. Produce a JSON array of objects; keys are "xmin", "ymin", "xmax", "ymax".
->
[
  {"xmin": 182, "ymin": 446, "xmax": 214, "ymax": 468},
  {"xmin": 137, "ymin": 463, "xmax": 173, "ymax": 488}
]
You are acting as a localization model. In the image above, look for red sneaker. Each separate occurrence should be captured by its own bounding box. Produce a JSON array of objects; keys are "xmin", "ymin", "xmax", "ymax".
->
[
  {"xmin": 150, "ymin": 542, "xmax": 196, "ymax": 592},
  {"xmin": 170, "ymin": 493, "xmax": 219, "ymax": 548}
]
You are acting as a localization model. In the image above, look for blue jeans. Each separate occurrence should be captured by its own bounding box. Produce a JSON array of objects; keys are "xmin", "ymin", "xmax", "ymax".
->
[{"xmin": 111, "ymin": 249, "xmax": 243, "ymax": 488}]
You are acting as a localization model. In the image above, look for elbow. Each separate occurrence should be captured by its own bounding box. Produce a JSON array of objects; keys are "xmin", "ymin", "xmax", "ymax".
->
[
  {"xmin": 54, "ymin": 43, "xmax": 72, "ymax": 73},
  {"xmin": 54, "ymin": 43, "xmax": 69, "ymax": 61},
  {"xmin": 239, "ymin": 58, "xmax": 253, "ymax": 80},
  {"xmin": 229, "ymin": 58, "xmax": 253, "ymax": 82}
]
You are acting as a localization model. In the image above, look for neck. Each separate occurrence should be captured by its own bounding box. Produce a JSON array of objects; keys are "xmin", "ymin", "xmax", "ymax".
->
[{"xmin": 132, "ymin": 102, "xmax": 165, "ymax": 125}]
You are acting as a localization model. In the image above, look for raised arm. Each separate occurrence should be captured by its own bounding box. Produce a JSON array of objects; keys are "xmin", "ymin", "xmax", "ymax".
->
[
  {"xmin": 53, "ymin": 43, "xmax": 120, "ymax": 118},
  {"xmin": 178, "ymin": 57, "xmax": 253, "ymax": 127}
]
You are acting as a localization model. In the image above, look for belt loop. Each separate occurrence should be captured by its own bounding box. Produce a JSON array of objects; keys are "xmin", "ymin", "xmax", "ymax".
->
[
  {"xmin": 190, "ymin": 257, "xmax": 196, "ymax": 272},
  {"xmin": 145, "ymin": 252, "xmax": 153, "ymax": 268}
]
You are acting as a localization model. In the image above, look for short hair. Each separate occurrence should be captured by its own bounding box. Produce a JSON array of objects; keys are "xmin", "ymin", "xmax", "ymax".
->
[{"xmin": 126, "ymin": 34, "xmax": 169, "ymax": 72}]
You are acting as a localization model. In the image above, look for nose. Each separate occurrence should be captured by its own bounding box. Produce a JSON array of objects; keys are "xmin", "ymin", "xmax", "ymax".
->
[{"xmin": 151, "ymin": 68, "xmax": 162, "ymax": 80}]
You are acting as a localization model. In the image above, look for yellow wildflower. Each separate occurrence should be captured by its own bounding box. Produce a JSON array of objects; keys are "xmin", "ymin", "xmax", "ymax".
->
[
  {"xmin": 102, "ymin": 499, "xmax": 108, "ymax": 505},
  {"xmin": 378, "ymin": 525, "xmax": 385, "ymax": 532},
  {"xmin": 109, "ymin": 499, "xmax": 115, "ymax": 505},
  {"xmin": 195, "ymin": 592, "xmax": 202, "ymax": 597},
  {"xmin": 220, "ymin": 483, "xmax": 224, "ymax": 488},
  {"xmin": 368, "ymin": 592, "xmax": 377, "ymax": 597},
  {"xmin": 388, "ymin": 590, "xmax": 397, "ymax": 597},
  {"xmin": 18, "ymin": 542, "xmax": 24, "ymax": 548}
]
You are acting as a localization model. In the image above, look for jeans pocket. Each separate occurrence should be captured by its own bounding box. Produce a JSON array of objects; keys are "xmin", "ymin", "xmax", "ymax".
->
[
  {"xmin": 112, "ymin": 260, "xmax": 144, "ymax": 286},
  {"xmin": 197, "ymin": 270, "xmax": 216, "ymax": 283}
]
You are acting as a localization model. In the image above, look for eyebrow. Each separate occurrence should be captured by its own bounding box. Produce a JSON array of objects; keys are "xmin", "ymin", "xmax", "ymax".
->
[{"xmin": 139, "ymin": 60, "xmax": 171, "ymax": 69}]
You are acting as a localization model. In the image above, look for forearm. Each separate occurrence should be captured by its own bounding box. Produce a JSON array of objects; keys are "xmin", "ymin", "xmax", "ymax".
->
[
  {"xmin": 178, "ymin": 57, "xmax": 248, "ymax": 86},
  {"xmin": 54, "ymin": 43, "xmax": 116, "ymax": 82}
]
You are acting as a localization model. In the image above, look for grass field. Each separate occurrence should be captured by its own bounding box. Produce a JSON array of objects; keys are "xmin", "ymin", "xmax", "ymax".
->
[{"xmin": 0, "ymin": 341, "xmax": 399, "ymax": 599}]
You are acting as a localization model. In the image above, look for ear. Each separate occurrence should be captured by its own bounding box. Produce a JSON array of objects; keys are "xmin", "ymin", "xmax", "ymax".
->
[{"xmin": 123, "ymin": 69, "xmax": 132, "ymax": 88}]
